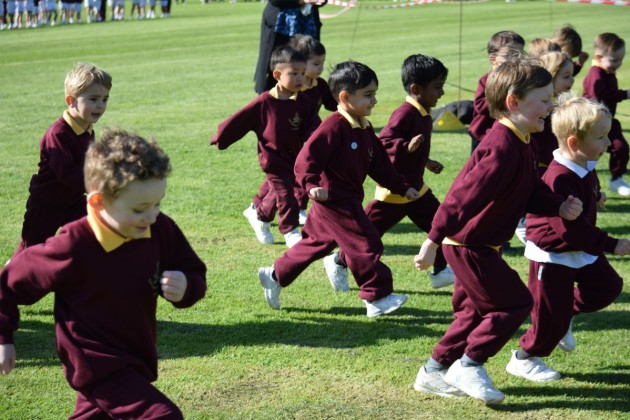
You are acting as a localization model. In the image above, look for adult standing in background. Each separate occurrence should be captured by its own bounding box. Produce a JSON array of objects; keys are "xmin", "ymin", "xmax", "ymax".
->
[{"xmin": 254, "ymin": 0, "xmax": 326, "ymax": 94}]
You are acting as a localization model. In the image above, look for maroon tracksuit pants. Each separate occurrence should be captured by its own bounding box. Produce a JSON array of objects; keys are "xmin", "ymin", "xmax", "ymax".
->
[
  {"xmin": 431, "ymin": 245, "xmax": 533, "ymax": 365},
  {"xmin": 69, "ymin": 368, "xmax": 183, "ymax": 419},
  {"xmin": 608, "ymin": 119, "xmax": 629, "ymax": 179},
  {"xmin": 338, "ymin": 190, "xmax": 447, "ymax": 272},
  {"xmin": 273, "ymin": 198, "xmax": 394, "ymax": 301},
  {"xmin": 518, "ymin": 256, "xmax": 622, "ymax": 357},
  {"xmin": 253, "ymin": 172, "xmax": 299, "ymax": 234}
]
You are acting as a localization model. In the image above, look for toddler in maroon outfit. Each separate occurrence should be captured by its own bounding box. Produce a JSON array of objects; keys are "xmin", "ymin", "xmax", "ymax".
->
[
  {"xmin": 327, "ymin": 54, "xmax": 455, "ymax": 291},
  {"xmin": 413, "ymin": 59, "xmax": 583, "ymax": 404},
  {"xmin": 0, "ymin": 128, "xmax": 207, "ymax": 419},
  {"xmin": 15, "ymin": 63, "xmax": 112, "ymax": 255},
  {"xmin": 582, "ymin": 33, "xmax": 630, "ymax": 197},
  {"xmin": 211, "ymin": 46, "xmax": 320, "ymax": 248},
  {"xmin": 258, "ymin": 61, "xmax": 419, "ymax": 317},
  {"xmin": 506, "ymin": 96, "xmax": 628, "ymax": 382}
]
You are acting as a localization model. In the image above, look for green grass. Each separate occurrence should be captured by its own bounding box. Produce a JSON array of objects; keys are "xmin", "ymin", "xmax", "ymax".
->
[{"xmin": 1, "ymin": 1, "xmax": 630, "ymax": 418}]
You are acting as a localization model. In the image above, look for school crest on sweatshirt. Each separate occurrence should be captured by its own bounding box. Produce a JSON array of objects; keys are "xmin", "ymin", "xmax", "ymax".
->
[{"xmin": 289, "ymin": 113, "xmax": 302, "ymax": 130}]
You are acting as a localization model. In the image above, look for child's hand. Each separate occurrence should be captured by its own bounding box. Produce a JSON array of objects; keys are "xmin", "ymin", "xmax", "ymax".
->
[
  {"xmin": 161, "ymin": 271, "xmax": 188, "ymax": 303},
  {"xmin": 408, "ymin": 134, "xmax": 424, "ymax": 153},
  {"xmin": 309, "ymin": 187, "xmax": 328, "ymax": 202},
  {"xmin": 559, "ymin": 195, "xmax": 583, "ymax": 221},
  {"xmin": 598, "ymin": 192, "xmax": 607, "ymax": 209},
  {"xmin": 405, "ymin": 188, "xmax": 420, "ymax": 201},
  {"xmin": 426, "ymin": 159, "xmax": 444, "ymax": 174},
  {"xmin": 0, "ymin": 344, "xmax": 16, "ymax": 375},
  {"xmin": 578, "ymin": 51, "xmax": 589, "ymax": 66},
  {"xmin": 414, "ymin": 239, "xmax": 438, "ymax": 271},
  {"xmin": 614, "ymin": 239, "xmax": 630, "ymax": 256}
]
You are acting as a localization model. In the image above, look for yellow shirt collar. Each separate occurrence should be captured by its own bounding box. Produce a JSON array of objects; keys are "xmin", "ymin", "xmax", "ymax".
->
[
  {"xmin": 405, "ymin": 96, "xmax": 429, "ymax": 117},
  {"xmin": 301, "ymin": 77, "xmax": 319, "ymax": 92},
  {"xmin": 87, "ymin": 204, "xmax": 150, "ymax": 252},
  {"xmin": 499, "ymin": 117, "xmax": 530, "ymax": 144},
  {"xmin": 269, "ymin": 85, "xmax": 299, "ymax": 100},
  {"xmin": 337, "ymin": 105, "xmax": 370, "ymax": 129},
  {"xmin": 63, "ymin": 110, "xmax": 93, "ymax": 135}
]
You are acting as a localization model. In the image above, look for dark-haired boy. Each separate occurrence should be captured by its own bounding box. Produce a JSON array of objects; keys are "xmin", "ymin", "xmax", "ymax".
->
[
  {"xmin": 211, "ymin": 46, "xmax": 321, "ymax": 247},
  {"xmin": 258, "ymin": 61, "xmax": 420, "ymax": 317},
  {"xmin": 326, "ymin": 54, "xmax": 454, "ymax": 291},
  {"xmin": 582, "ymin": 32, "xmax": 630, "ymax": 197}
]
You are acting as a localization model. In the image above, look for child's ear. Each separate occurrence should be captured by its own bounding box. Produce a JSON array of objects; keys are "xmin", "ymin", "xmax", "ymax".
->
[
  {"xmin": 409, "ymin": 84, "xmax": 419, "ymax": 96},
  {"xmin": 65, "ymin": 95, "xmax": 75, "ymax": 107},
  {"xmin": 505, "ymin": 94, "xmax": 519, "ymax": 112},
  {"xmin": 566, "ymin": 135, "xmax": 580, "ymax": 151},
  {"xmin": 272, "ymin": 69, "xmax": 282, "ymax": 82},
  {"xmin": 338, "ymin": 90, "xmax": 349, "ymax": 105},
  {"xmin": 87, "ymin": 192, "xmax": 106, "ymax": 210}
]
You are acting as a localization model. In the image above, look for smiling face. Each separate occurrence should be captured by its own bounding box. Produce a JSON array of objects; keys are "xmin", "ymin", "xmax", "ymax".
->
[
  {"xmin": 98, "ymin": 178, "xmax": 166, "ymax": 240},
  {"xmin": 66, "ymin": 83, "xmax": 110, "ymax": 130},
  {"xmin": 305, "ymin": 54, "xmax": 325, "ymax": 80},
  {"xmin": 575, "ymin": 115, "xmax": 612, "ymax": 165},
  {"xmin": 553, "ymin": 60, "xmax": 575, "ymax": 96},
  {"xmin": 509, "ymin": 83, "xmax": 554, "ymax": 134},
  {"xmin": 340, "ymin": 80, "xmax": 378, "ymax": 118},
  {"xmin": 416, "ymin": 76, "xmax": 446, "ymax": 110},
  {"xmin": 273, "ymin": 62, "xmax": 307, "ymax": 94},
  {"xmin": 597, "ymin": 46, "xmax": 625, "ymax": 74}
]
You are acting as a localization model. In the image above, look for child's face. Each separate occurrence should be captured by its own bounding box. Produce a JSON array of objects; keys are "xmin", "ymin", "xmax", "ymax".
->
[
  {"xmin": 574, "ymin": 116, "xmax": 612, "ymax": 165},
  {"xmin": 597, "ymin": 47, "xmax": 625, "ymax": 74},
  {"xmin": 553, "ymin": 61, "xmax": 575, "ymax": 96},
  {"xmin": 340, "ymin": 80, "xmax": 378, "ymax": 118},
  {"xmin": 306, "ymin": 54, "xmax": 325, "ymax": 80},
  {"xmin": 66, "ymin": 84, "xmax": 110, "ymax": 130},
  {"xmin": 100, "ymin": 178, "xmax": 166, "ymax": 240},
  {"xmin": 416, "ymin": 76, "xmax": 446, "ymax": 110},
  {"xmin": 510, "ymin": 83, "xmax": 554, "ymax": 134},
  {"xmin": 274, "ymin": 62, "xmax": 307, "ymax": 93}
]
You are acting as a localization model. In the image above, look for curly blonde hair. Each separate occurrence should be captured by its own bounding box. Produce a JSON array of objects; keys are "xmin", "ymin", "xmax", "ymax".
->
[{"xmin": 84, "ymin": 127, "xmax": 171, "ymax": 198}]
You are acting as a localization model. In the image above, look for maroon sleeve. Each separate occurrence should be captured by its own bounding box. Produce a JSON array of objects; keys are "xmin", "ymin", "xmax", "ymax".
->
[
  {"xmin": 318, "ymin": 79, "xmax": 338, "ymax": 112},
  {"xmin": 210, "ymin": 96, "xmax": 262, "ymax": 150},
  {"xmin": 367, "ymin": 127, "xmax": 410, "ymax": 196},
  {"xmin": 541, "ymin": 173, "xmax": 617, "ymax": 255},
  {"xmin": 156, "ymin": 215, "xmax": 207, "ymax": 309},
  {"xmin": 295, "ymin": 118, "xmax": 339, "ymax": 194},
  {"xmin": 378, "ymin": 106, "xmax": 413, "ymax": 162}
]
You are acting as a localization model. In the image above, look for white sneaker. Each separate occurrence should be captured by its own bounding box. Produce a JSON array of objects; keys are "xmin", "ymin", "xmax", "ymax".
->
[
  {"xmin": 515, "ymin": 217, "xmax": 527, "ymax": 244},
  {"xmin": 258, "ymin": 266, "xmax": 280, "ymax": 309},
  {"xmin": 558, "ymin": 317, "xmax": 575, "ymax": 352},
  {"xmin": 298, "ymin": 209, "xmax": 307, "ymax": 225},
  {"xmin": 443, "ymin": 359, "xmax": 505, "ymax": 404},
  {"xmin": 505, "ymin": 350, "xmax": 560, "ymax": 382},
  {"xmin": 429, "ymin": 266, "xmax": 455, "ymax": 289},
  {"xmin": 243, "ymin": 204, "xmax": 274, "ymax": 244},
  {"xmin": 363, "ymin": 294, "xmax": 407, "ymax": 318},
  {"xmin": 414, "ymin": 366, "xmax": 466, "ymax": 398},
  {"xmin": 283, "ymin": 229, "xmax": 302, "ymax": 248},
  {"xmin": 323, "ymin": 252, "xmax": 349, "ymax": 292},
  {"xmin": 609, "ymin": 177, "xmax": 630, "ymax": 196}
]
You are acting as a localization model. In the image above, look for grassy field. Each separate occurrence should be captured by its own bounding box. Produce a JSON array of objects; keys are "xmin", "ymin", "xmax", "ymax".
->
[{"xmin": 1, "ymin": 1, "xmax": 629, "ymax": 418}]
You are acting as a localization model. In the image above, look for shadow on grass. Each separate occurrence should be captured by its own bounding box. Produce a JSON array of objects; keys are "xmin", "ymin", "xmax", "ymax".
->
[{"xmin": 494, "ymin": 373, "xmax": 630, "ymax": 413}]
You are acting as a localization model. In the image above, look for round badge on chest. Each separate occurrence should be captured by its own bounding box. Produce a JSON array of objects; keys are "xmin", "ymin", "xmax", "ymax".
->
[{"xmin": 351, "ymin": 142, "xmax": 358, "ymax": 150}]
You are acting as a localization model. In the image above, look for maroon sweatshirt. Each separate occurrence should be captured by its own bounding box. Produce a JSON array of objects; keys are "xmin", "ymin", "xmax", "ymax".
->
[
  {"xmin": 429, "ymin": 121, "xmax": 563, "ymax": 247},
  {"xmin": 526, "ymin": 159, "xmax": 617, "ymax": 255},
  {"xmin": 301, "ymin": 77, "xmax": 337, "ymax": 112},
  {"xmin": 210, "ymin": 91, "xmax": 321, "ymax": 176},
  {"xmin": 295, "ymin": 112, "xmax": 410, "ymax": 202},
  {"xmin": 378, "ymin": 100, "xmax": 432, "ymax": 190},
  {"xmin": 531, "ymin": 115, "xmax": 557, "ymax": 172},
  {"xmin": 0, "ymin": 213, "xmax": 206, "ymax": 390},
  {"xmin": 583, "ymin": 65, "xmax": 628, "ymax": 117},
  {"xmin": 28, "ymin": 115, "xmax": 94, "ymax": 206},
  {"xmin": 468, "ymin": 73, "xmax": 494, "ymax": 142}
]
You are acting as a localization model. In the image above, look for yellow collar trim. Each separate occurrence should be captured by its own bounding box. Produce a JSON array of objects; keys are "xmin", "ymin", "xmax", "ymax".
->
[
  {"xmin": 499, "ymin": 117, "xmax": 530, "ymax": 144},
  {"xmin": 63, "ymin": 110, "xmax": 93, "ymax": 135},
  {"xmin": 405, "ymin": 96, "xmax": 429, "ymax": 117},
  {"xmin": 591, "ymin": 60, "xmax": 612, "ymax": 74},
  {"xmin": 302, "ymin": 77, "xmax": 319, "ymax": 91},
  {"xmin": 337, "ymin": 105, "xmax": 370, "ymax": 129},
  {"xmin": 87, "ymin": 204, "xmax": 150, "ymax": 252},
  {"xmin": 269, "ymin": 85, "xmax": 299, "ymax": 100}
]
